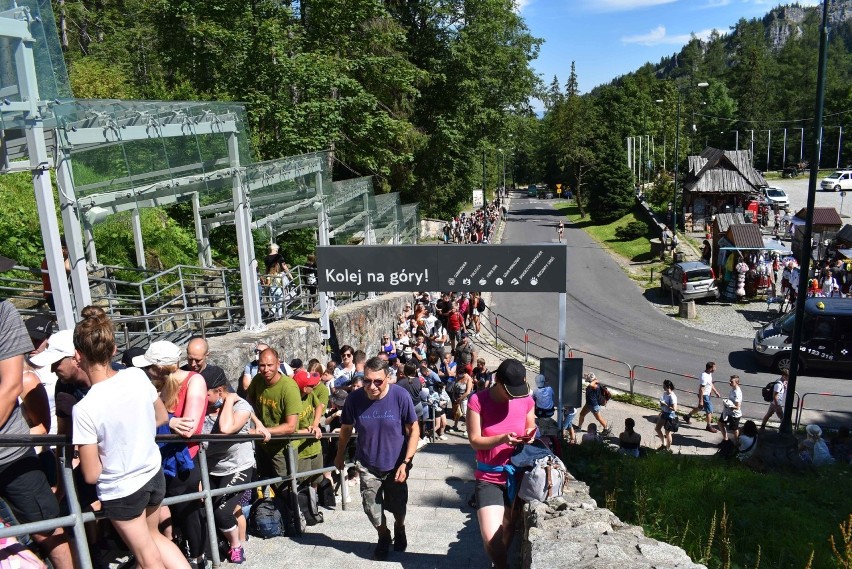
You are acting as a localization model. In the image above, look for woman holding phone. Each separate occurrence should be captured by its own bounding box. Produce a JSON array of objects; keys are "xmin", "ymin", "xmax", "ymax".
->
[{"xmin": 467, "ymin": 359, "xmax": 535, "ymax": 569}]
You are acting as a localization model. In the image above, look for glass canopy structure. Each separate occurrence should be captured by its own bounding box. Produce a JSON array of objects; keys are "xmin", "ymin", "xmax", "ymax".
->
[{"xmin": 0, "ymin": 1, "xmax": 418, "ymax": 332}]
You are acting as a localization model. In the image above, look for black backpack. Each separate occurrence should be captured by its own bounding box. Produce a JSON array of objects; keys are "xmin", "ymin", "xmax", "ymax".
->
[
  {"xmin": 295, "ymin": 485, "xmax": 324, "ymax": 526},
  {"xmin": 248, "ymin": 497, "xmax": 284, "ymax": 539},
  {"xmin": 762, "ymin": 381, "xmax": 777, "ymax": 402}
]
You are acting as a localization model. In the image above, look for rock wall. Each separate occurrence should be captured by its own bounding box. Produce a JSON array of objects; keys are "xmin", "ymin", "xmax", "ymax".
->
[
  {"xmin": 523, "ymin": 479, "xmax": 706, "ymax": 569},
  {"xmin": 204, "ymin": 292, "xmax": 411, "ymax": 383},
  {"xmin": 420, "ymin": 218, "xmax": 446, "ymax": 240}
]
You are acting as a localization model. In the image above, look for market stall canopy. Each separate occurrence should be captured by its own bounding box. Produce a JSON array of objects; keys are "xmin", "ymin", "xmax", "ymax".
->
[
  {"xmin": 837, "ymin": 248, "xmax": 852, "ymax": 260},
  {"xmin": 717, "ymin": 237, "xmax": 792, "ymax": 254},
  {"xmin": 793, "ymin": 207, "xmax": 842, "ymax": 228}
]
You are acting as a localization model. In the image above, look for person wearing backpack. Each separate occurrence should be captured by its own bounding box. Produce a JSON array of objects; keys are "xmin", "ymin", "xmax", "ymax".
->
[
  {"xmin": 760, "ymin": 370, "xmax": 788, "ymax": 430},
  {"xmin": 467, "ymin": 359, "xmax": 535, "ymax": 569},
  {"xmin": 576, "ymin": 374, "xmax": 611, "ymax": 436}
]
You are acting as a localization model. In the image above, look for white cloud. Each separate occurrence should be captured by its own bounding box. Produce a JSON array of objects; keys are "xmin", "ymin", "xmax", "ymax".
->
[
  {"xmin": 514, "ymin": 0, "xmax": 533, "ymax": 11},
  {"xmin": 592, "ymin": 0, "xmax": 678, "ymax": 11},
  {"xmin": 700, "ymin": 0, "xmax": 731, "ymax": 8},
  {"xmin": 621, "ymin": 25, "xmax": 715, "ymax": 46}
]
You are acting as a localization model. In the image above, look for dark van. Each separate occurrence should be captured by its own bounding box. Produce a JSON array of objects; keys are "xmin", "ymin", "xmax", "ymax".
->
[
  {"xmin": 527, "ymin": 184, "xmax": 538, "ymax": 198},
  {"xmin": 753, "ymin": 297, "xmax": 852, "ymax": 374}
]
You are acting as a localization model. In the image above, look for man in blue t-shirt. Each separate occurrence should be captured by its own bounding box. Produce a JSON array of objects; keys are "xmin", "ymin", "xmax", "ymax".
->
[{"xmin": 335, "ymin": 357, "xmax": 418, "ymax": 561}]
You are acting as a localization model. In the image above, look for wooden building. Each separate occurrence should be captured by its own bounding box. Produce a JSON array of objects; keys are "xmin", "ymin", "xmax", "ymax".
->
[{"xmin": 682, "ymin": 148, "xmax": 767, "ymax": 234}]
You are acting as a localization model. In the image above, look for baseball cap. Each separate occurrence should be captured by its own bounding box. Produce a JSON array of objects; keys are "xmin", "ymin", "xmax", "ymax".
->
[
  {"xmin": 0, "ymin": 255, "xmax": 15, "ymax": 272},
  {"xmin": 290, "ymin": 358, "xmax": 303, "ymax": 370},
  {"xmin": 294, "ymin": 369, "xmax": 321, "ymax": 390},
  {"xmin": 121, "ymin": 347, "xmax": 146, "ymax": 368},
  {"xmin": 132, "ymin": 341, "xmax": 182, "ymax": 367},
  {"xmin": 495, "ymin": 358, "xmax": 529, "ymax": 398},
  {"xmin": 331, "ymin": 389, "xmax": 348, "ymax": 407},
  {"xmin": 25, "ymin": 315, "xmax": 56, "ymax": 342},
  {"xmin": 201, "ymin": 365, "xmax": 229, "ymax": 390},
  {"xmin": 29, "ymin": 330, "xmax": 75, "ymax": 367}
]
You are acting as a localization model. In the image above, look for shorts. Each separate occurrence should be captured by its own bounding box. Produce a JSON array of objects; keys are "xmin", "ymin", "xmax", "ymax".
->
[
  {"xmin": 256, "ymin": 445, "xmax": 292, "ymax": 485},
  {"xmin": 701, "ymin": 395, "xmax": 713, "ymax": 414},
  {"xmin": 296, "ymin": 453, "xmax": 323, "ymax": 487},
  {"xmin": 357, "ymin": 461, "xmax": 409, "ymax": 528},
  {"xmin": 562, "ymin": 409, "xmax": 577, "ymax": 431},
  {"xmin": 101, "ymin": 469, "xmax": 166, "ymax": 522},
  {"xmin": 0, "ymin": 450, "xmax": 60, "ymax": 524},
  {"xmin": 722, "ymin": 414, "xmax": 741, "ymax": 431},
  {"xmin": 475, "ymin": 479, "xmax": 511, "ymax": 508},
  {"xmin": 588, "ymin": 403, "xmax": 602, "ymax": 414}
]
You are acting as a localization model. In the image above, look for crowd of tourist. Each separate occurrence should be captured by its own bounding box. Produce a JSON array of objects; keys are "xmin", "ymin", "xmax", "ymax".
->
[{"xmin": 441, "ymin": 199, "xmax": 504, "ymax": 244}]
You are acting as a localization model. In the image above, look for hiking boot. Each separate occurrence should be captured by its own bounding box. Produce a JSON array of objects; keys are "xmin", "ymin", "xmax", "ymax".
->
[
  {"xmin": 228, "ymin": 547, "xmax": 245, "ymax": 564},
  {"xmin": 394, "ymin": 524, "xmax": 407, "ymax": 552},
  {"xmin": 374, "ymin": 530, "xmax": 392, "ymax": 560},
  {"xmin": 683, "ymin": 415, "xmax": 691, "ymax": 424}
]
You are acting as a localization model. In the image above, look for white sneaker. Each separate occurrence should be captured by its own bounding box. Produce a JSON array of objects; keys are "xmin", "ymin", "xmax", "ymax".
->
[
  {"xmin": 417, "ymin": 438, "xmax": 428, "ymax": 449},
  {"xmin": 460, "ymin": 430, "xmax": 467, "ymax": 436},
  {"xmin": 438, "ymin": 435, "xmax": 448, "ymax": 440}
]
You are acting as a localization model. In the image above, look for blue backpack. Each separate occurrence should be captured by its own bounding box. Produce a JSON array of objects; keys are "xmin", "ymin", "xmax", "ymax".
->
[{"xmin": 248, "ymin": 498, "xmax": 284, "ymax": 539}]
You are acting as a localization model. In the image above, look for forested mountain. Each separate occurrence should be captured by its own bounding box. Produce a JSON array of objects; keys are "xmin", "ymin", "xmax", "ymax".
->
[
  {"xmin": 538, "ymin": 1, "xmax": 852, "ymax": 223},
  {"xmin": 56, "ymin": 0, "xmax": 541, "ymax": 219}
]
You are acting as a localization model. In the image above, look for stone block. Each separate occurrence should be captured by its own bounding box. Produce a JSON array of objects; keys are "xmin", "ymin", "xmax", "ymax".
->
[{"xmin": 678, "ymin": 299, "xmax": 696, "ymax": 319}]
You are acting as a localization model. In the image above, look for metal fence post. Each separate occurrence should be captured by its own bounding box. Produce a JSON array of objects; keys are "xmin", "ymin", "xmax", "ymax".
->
[
  {"xmin": 523, "ymin": 329, "xmax": 529, "ymax": 363},
  {"xmin": 196, "ymin": 446, "xmax": 221, "ymax": 569},
  {"xmin": 287, "ymin": 444, "xmax": 302, "ymax": 536},
  {"xmin": 494, "ymin": 316, "xmax": 499, "ymax": 348},
  {"xmin": 59, "ymin": 446, "xmax": 94, "ymax": 569}
]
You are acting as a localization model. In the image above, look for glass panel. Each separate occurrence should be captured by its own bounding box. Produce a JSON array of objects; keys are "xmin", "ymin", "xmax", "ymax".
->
[{"xmin": 0, "ymin": 0, "xmax": 71, "ymax": 103}]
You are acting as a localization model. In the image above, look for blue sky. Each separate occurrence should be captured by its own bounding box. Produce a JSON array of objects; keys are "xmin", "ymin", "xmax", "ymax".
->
[{"xmin": 520, "ymin": 0, "xmax": 821, "ymax": 104}]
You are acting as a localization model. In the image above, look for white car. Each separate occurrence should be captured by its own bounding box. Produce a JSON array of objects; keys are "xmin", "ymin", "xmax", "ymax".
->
[
  {"xmin": 820, "ymin": 169, "xmax": 852, "ymax": 192},
  {"xmin": 761, "ymin": 186, "xmax": 789, "ymax": 209}
]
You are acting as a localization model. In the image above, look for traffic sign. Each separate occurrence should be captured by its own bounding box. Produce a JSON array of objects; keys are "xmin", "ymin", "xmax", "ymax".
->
[{"xmin": 316, "ymin": 244, "xmax": 568, "ymax": 292}]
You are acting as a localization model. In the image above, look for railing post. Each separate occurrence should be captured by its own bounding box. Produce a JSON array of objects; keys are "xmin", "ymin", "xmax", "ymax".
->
[
  {"xmin": 339, "ymin": 457, "xmax": 350, "ymax": 511},
  {"xmin": 287, "ymin": 444, "xmax": 302, "ymax": 536},
  {"xmin": 795, "ymin": 392, "xmax": 803, "ymax": 431},
  {"xmin": 494, "ymin": 316, "xmax": 499, "ymax": 348},
  {"xmin": 628, "ymin": 365, "xmax": 635, "ymax": 397},
  {"xmin": 196, "ymin": 446, "xmax": 221, "ymax": 569},
  {"xmin": 523, "ymin": 329, "xmax": 529, "ymax": 363},
  {"xmin": 59, "ymin": 446, "xmax": 94, "ymax": 569}
]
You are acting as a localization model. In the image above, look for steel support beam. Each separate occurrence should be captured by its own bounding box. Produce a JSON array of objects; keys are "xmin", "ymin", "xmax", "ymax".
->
[
  {"xmin": 315, "ymin": 171, "xmax": 331, "ymax": 340},
  {"xmin": 228, "ymin": 133, "xmax": 262, "ymax": 331},
  {"xmin": 131, "ymin": 208, "xmax": 146, "ymax": 269},
  {"xmin": 56, "ymin": 153, "xmax": 94, "ymax": 310},
  {"xmin": 192, "ymin": 192, "xmax": 211, "ymax": 267}
]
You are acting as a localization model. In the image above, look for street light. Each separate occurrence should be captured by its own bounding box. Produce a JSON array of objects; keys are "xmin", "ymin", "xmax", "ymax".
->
[{"xmin": 672, "ymin": 81, "xmax": 709, "ymax": 232}]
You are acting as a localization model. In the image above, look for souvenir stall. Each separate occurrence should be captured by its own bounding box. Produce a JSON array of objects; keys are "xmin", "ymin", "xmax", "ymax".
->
[{"xmin": 718, "ymin": 226, "xmax": 793, "ymax": 301}]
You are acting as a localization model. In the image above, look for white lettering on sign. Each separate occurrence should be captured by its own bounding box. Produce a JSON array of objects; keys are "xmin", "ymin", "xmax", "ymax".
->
[
  {"xmin": 453, "ymin": 262, "xmax": 468, "ymax": 278},
  {"xmin": 469, "ymin": 264, "xmax": 482, "ymax": 277},
  {"xmin": 486, "ymin": 264, "xmax": 499, "ymax": 278},
  {"xmin": 536, "ymin": 256, "xmax": 556, "ymax": 277},
  {"xmin": 325, "ymin": 268, "xmax": 363, "ymax": 286},
  {"xmin": 519, "ymin": 251, "xmax": 543, "ymax": 280},
  {"xmin": 326, "ymin": 268, "xmax": 429, "ymax": 287},
  {"xmin": 503, "ymin": 257, "xmax": 521, "ymax": 278}
]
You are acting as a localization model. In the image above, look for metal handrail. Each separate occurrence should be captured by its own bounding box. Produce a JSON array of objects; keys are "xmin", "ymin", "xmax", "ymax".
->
[{"xmin": 0, "ymin": 430, "xmax": 356, "ymax": 569}]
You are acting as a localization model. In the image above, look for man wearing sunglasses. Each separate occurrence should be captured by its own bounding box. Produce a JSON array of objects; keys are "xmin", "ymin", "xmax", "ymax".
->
[{"xmin": 334, "ymin": 357, "xmax": 419, "ymax": 561}]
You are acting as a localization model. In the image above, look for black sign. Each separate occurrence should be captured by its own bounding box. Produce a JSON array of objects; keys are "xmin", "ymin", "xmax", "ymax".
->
[
  {"xmin": 540, "ymin": 358, "xmax": 583, "ymax": 408},
  {"xmin": 316, "ymin": 245, "xmax": 567, "ymax": 293}
]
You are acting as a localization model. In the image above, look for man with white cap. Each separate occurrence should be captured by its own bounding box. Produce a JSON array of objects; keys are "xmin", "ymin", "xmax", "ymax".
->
[
  {"xmin": 0, "ymin": 255, "xmax": 73, "ymax": 569},
  {"xmin": 30, "ymin": 330, "xmax": 89, "ymax": 436}
]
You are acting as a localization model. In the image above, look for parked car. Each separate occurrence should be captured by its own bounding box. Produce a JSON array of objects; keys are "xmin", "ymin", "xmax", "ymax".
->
[
  {"xmin": 753, "ymin": 297, "xmax": 852, "ymax": 374},
  {"xmin": 761, "ymin": 186, "xmax": 790, "ymax": 210},
  {"xmin": 820, "ymin": 169, "xmax": 852, "ymax": 192},
  {"xmin": 660, "ymin": 261, "xmax": 719, "ymax": 302},
  {"xmin": 527, "ymin": 184, "xmax": 538, "ymax": 198}
]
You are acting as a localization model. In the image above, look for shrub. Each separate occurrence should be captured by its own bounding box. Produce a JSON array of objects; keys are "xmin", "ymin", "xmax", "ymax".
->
[{"xmin": 615, "ymin": 220, "xmax": 648, "ymax": 241}]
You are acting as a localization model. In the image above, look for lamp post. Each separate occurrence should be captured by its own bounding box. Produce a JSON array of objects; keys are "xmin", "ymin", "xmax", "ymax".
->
[{"xmin": 671, "ymin": 81, "xmax": 709, "ymax": 232}]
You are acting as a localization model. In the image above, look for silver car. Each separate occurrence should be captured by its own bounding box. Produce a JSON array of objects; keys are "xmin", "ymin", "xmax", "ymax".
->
[{"xmin": 660, "ymin": 261, "xmax": 719, "ymax": 302}]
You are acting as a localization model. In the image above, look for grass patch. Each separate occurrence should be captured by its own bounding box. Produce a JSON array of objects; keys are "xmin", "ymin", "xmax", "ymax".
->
[
  {"xmin": 553, "ymin": 201, "xmax": 668, "ymax": 285},
  {"xmin": 563, "ymin": 443, "xmax": 852, "ymax": 569}
]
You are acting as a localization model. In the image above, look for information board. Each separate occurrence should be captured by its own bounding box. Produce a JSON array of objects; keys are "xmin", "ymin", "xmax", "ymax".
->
[{"xmin": 316, "ymin": 244, "xmax": 567, "ymax": 293}]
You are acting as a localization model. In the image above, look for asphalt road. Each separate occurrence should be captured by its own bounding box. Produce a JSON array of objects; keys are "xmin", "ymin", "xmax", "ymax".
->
[
  {"xmin": 768, "ymin": 176, "xmax": 851, "ymax": 218},
  {"xmin": 489, "ymin": 191, "xmax": 850, "ymax": 428}
]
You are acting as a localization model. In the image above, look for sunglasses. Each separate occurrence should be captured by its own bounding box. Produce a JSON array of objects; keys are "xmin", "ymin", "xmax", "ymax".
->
[
  {"xmin": 363, "ymin": 379, "xmax": 385, "ymax": 387},
  {"xmin": 341, "ymin": 353, "xmax": 353, "ymax": 358}
]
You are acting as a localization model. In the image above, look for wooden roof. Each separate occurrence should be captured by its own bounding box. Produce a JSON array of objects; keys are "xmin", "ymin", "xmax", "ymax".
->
[
  {"xmin": 684, "ymin": 148, "xmax": 768, "ymax": 193},
  {"xmin": 713, "ymin": 212, "xmax": 747, "ymax": 233},
  {"xmin": 727, "ymin": 223, "xmax": 765, "ymax": 249},
  {"xmin": 793, "ymin": 207, "xmax": 842, "ymax": 227}
]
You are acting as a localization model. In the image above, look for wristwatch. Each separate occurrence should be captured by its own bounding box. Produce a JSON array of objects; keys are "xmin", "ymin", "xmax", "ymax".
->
[{"xmin": 402, "ymin": 457, "xmax": 413, "ymax": 465}]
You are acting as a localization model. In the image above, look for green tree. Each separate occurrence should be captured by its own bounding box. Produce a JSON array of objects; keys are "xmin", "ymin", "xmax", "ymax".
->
[{"xmin": 587, "ymin": 138, "xmax": 634, "ymax": 224}]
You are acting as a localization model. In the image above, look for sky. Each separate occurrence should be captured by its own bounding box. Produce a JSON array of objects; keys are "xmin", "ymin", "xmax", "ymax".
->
[{"xmin": 520, "ymin": 0, "xmax": 821, "ymax": 107}]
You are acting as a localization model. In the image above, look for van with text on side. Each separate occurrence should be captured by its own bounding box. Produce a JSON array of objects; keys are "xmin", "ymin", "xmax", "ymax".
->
[{"xmin": 753, "ymin": 297, "xmax": 852, "ymax": 375}]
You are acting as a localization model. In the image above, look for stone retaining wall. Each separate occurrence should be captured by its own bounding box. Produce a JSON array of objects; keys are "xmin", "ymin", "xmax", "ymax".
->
[
  {"xmin": 523, "ymin": 478, "xmax": 706, "ymax": 569},
  {"xmin": 204, "ymin": 292, "xmax": 411, "ymax": 383}
]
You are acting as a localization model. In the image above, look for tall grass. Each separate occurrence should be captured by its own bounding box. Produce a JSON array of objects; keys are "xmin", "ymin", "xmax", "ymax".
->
[{"xmin": 565, "ymin": 442, "xmax": 852, "ymax": 568}]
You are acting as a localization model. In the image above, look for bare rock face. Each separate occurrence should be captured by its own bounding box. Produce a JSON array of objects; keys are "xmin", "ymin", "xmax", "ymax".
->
[
  {"xmin": 765, "ymin": 1, "xmax": 852, "ymax": 50},
  {"xmin": 522, "ymin": 482, "xmax": 706, "ymax": 569}
]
